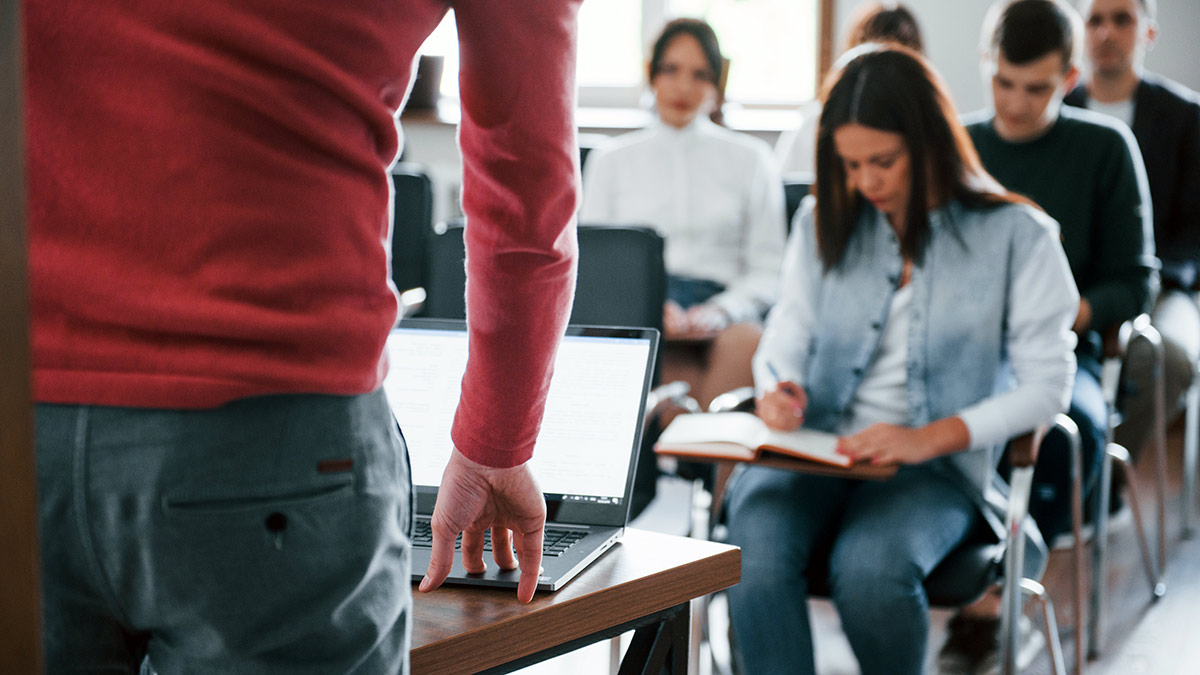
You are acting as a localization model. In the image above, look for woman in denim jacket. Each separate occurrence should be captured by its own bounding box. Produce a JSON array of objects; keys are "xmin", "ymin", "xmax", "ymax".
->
[{"xmin": 724, "ymin": 45, "xmax": 1079, "ymax": 675}]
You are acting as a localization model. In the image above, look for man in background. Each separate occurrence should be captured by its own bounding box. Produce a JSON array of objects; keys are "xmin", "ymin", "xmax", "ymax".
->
[
  {"xmin": 1066, "ymin": 0, "xmax": 1200, "ymax": 460},
  {"xmin": 26, "ymin": 1, "xmax": 580, "ymax": 672},
  {"xmin": 940, "ymin": 1, "xmax": 1157, "ymax": 672}
]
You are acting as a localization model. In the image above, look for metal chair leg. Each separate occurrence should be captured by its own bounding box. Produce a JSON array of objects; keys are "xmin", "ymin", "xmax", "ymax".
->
[
  {"xmin": 1110, "ymin": 445, "xmax": 1167, "ymax": 600},
  {"xmin": 1001, "ymin": 460, "xmax": 1036, "ymax": 675},
  {"xmin": 1125, "ymin": 318, "xmax": 1168, "ymax": 583},
  {"xmin": 1148, "ymin": 325, "xmax": 1169, "ymax": 585},
  {"xmin": 1184, "ymin": 379, "xmax": 1199, "ymax": 539},
  {"xmin": 1088, "ymin": 437, "xmax": 1113, "ymax": 661},
  {"xmin": 1022, "ymin": 578, "xmax": 1067, "ymax": 675},
  {"xmin": 1062, "ymin": 413, "xmax": 1086, "ymax": 675}
]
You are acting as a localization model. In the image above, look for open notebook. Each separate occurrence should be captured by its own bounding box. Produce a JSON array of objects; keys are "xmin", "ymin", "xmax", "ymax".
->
[{"xmin": 383, "ymin": 319, "xmax": 658, "ymax": 591}]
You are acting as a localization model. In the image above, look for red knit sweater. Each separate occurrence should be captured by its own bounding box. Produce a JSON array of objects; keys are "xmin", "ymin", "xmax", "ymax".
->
[{"xmin": 26, "ymin": 0, "xmax": 579, "ymax": 467}]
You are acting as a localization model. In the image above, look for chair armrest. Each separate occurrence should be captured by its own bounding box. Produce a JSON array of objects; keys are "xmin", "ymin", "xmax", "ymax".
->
[
  {"xmin": 1000, "ymin": 418, "xmax": 1063, "ymax": 675},
  {"xmin": 398, "ymin": 287, "xmax": 426, "ymax": 319},
  {"xmin": 643, "ymin": 381, "xmax": 700, "ymax": 429},
  {"xmin": 1109, "ymin": 313, "xmax": 1158, "ymax": 359},
  {"xmin": 707, "ymin": 386, "xmax": 756, "ymax": 414},
  {"xmin": 1006, "ymin": 424, "xmax": 1046, "ymax": 470}
]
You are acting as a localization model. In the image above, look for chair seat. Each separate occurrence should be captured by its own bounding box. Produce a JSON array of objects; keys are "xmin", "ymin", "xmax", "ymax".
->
[
  {"xmin": 800, "ymin": 539, "xmax": 1002, "ymax": 608},
  {"xmin": 925, "ymin": 542, "xmax": 1004, "ymax": 606}
]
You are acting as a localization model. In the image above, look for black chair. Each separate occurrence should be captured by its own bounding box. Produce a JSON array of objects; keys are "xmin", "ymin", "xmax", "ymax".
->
[
  {"xmin": 782, "ymin": 175, "xmax": 813, "ymax": 233},
  {"xmin": 422, "ymin": 218, "xmax": 468, "ymax": 320},
  {"xmin": 702, "ymin": 388, "xmax": 1072, "ymax": 675},
  {"xmin": 390, "ymin": 163, "xmax": 434, "ymax": 307},
  {"xmin": 425, "ymin": 221, "xmax": 667, "ymax": 329},
  {"xmin": 424, "ymin": 221, "xmax": 693, "ymax": 518}
]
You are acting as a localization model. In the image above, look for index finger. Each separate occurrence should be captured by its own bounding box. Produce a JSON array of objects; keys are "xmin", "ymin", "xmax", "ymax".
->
[
  {"xmin": 418, "ymin": 521, "xmax": 459, "ymax": 593},
  {"xmin": 514, "ymin": 525, "xmax": 545, "ymax": 604}
]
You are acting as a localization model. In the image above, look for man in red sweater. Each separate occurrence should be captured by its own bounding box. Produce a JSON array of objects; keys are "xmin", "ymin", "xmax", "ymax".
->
[{"xmin": 26, "ymin": 1, "xmax": 579, "ymax": 671}]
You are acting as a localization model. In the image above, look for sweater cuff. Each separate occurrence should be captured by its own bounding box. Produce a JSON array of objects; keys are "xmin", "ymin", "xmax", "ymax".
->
[{"xmin": 450, "ymin": 416, "xmax": 536, "ymax": 469}]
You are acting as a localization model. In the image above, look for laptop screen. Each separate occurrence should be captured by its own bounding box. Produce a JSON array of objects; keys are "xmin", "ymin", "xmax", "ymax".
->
[{"xmin": 384, "ymin": 319, "xmax": 658, "ymax": 526}]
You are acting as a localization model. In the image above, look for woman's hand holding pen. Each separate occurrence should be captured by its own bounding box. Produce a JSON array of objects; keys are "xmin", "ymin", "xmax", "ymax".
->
[{"xmin": 757, "ymin": 363, "xmax": 807, "ymax": 431}]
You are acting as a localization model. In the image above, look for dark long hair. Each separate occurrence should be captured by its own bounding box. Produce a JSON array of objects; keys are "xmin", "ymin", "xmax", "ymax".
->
[
  {"xmin": 649, "ymin": 18, "xmax": 723, "ymax": 88},
  {"xmin": 843, "ymin": 2, "xmax": 925, "ymax": 53},
  {"xmin": 813, "ymin": 44, "xmax": 1025, "ymax": 270}
]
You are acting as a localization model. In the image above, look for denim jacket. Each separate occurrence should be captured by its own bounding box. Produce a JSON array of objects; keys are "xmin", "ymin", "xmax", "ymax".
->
[{"xmin": 755, "ymin": 197, "xmax": 1079, "ymax": 575}]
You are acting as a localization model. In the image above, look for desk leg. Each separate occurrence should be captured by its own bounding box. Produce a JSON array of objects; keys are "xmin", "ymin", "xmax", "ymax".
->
[{"xmin": 618, "ymin": 602, "xmax": 691, "ymax": 675}]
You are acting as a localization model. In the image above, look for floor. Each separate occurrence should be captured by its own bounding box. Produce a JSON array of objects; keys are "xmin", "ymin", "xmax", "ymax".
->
[{"xmin": 510, "ymin": 416, "xmax": 1199, "ymax": 674}]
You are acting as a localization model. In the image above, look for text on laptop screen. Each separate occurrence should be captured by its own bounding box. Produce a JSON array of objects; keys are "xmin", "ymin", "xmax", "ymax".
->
[{"xmin": 384, "ymin": 327, "xmax": 653, "ymax": 503}]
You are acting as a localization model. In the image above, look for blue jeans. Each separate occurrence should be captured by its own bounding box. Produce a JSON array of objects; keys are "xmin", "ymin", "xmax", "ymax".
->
[
  {"xmin": 36, "ymin": 390, "xmax": 412, "ymax": 674},
  {"xmin": 725, "ymin": 465, "xmax": 980, "ymax": 675}
]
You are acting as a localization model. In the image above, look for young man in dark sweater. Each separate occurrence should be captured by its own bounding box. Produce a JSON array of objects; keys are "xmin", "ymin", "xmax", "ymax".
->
[
  {"xmin": 1065, "ymin": 0, "xmax": 1200, "ymax": 462},
  {"xmin": 940, "ymin": 1, "xmax": 1157, "ymax": 673}
]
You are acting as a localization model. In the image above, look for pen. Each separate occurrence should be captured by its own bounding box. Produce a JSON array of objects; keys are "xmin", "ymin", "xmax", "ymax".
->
[
  {"xmin": 767, "ymin": 361, "xmax": 804, "ymax": 416},
  {"xmin": 766, "ymin": 361, "xmax": 784, "ymax": 385}
]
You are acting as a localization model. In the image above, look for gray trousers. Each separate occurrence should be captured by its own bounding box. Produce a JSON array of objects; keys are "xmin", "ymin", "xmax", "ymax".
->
[{"xmin": 37, "ymin": 390, "xmax": 412, "ymax": 674}]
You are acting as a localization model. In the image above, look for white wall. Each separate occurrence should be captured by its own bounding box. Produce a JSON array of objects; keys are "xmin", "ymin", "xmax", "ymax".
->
[
  {"xmin": 838, "ymin": 0, "xmax": 1200, "ymax": 115},
  {"xmin": 405, "ymin": 0, "xmax": 1200, "ymax": 225}
]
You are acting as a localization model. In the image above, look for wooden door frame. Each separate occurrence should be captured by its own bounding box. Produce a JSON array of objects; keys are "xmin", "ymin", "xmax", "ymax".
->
[{"xmin": 1, "ymin": 0, "xmax": 44, "ymax": 671}]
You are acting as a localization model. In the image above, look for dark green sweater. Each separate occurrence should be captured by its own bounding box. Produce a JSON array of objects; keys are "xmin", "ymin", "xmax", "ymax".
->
[{"xmin": 965, "ymin": 105, "xmax": 1157, "ymax": 337}]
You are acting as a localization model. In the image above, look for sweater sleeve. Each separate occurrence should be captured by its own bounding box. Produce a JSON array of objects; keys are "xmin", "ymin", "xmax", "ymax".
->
[
  {"xmin": 958, "ymin": 211, "xmax": 1080, "ymax": 447},
  {"xmin": 1083, "ymin": 125, "xmax": 1158, "ymax": 333},
  {"xmin": 449, "ymin": 0, "xmax": 582, "ymax": 468},
  {"xmin": 752, "ymin": 198, "xmax": 820, "ymax": 395},
  {"xmin": 1161, "ymin": 95, "xmax": 1200, "ymax": 285}
]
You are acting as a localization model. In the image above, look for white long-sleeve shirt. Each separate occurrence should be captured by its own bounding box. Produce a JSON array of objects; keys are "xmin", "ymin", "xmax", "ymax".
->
[{"xmin": 580, "ymin": 116, "xmax": 787, "ymax": 322}]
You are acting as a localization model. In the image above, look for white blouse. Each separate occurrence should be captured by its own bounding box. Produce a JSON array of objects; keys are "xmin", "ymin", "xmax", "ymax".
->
[{"xmin": 580, "ymin": 116, "xmax": 787, "ymax": 323}]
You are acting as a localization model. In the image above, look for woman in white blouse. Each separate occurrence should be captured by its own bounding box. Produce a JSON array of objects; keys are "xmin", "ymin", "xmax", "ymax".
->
[{"xmin": 580, "ymin": 18, "xmax": 786, "ymax": 408}]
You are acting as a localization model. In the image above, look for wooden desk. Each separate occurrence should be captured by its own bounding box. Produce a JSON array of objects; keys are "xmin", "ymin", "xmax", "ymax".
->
[{"xmin": 411, "ymin": 528, "xmax": 740, "ymax": 674}]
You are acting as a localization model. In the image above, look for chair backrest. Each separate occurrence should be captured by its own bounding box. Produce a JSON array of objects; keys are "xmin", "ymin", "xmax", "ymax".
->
[
  {"xmin": 423, "ymin": 218, "xmax": 468, "ymax": 320},
  {"xmin": 572, "ymin": 225, "xmax": 666, "ymax": 331},
  {"xmin": 423, "ymin": 222, "xmax": 667, "ymax": 332},
  {"xmin": 783, "ymin": 177, "xmax": 813, "ymax": 233},
  {"xmin": 390, "ymin": 163, "xmax": 434, "ymax": 296}
]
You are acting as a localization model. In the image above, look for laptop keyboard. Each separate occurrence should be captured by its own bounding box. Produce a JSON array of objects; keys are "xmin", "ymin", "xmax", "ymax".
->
[{"xmin": 411, "ymin": 520, "xmax": 586, "ymax": 558}]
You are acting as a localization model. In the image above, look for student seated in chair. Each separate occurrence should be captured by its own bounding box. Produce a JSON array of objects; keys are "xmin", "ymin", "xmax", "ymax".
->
[
  {"xmin": 724, "ymin": 44, "xmax": 1079, "ymax": 675},
  {"xmin": 580, "ymin": 18, "xmax": 786, "ymax": 410},
  {"xmin": 943, "ymin": 2, "xmax": 1158, "ymax": 670}
]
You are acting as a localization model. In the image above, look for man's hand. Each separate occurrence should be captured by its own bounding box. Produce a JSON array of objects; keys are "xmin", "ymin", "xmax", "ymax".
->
[
  {"xmin": 663, "ymin": 300, "xmax": 689, "ymax": 339},
  {"xmin": 418, "ymin": 448, "xmax": 546, "ymax": 603},
  {"xmin": 684, "ymin": 303, "xmax": 730, "ymax": 335},
  {"xmin": 1073, "ymin": 298, "xmax": 1093, "ymax": 334}
]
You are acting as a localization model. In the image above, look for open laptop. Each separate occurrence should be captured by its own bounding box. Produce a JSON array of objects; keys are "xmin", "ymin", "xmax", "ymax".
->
[{"xmin": 383, "ymin": 318, "xmax": 659, "ymax": 591}]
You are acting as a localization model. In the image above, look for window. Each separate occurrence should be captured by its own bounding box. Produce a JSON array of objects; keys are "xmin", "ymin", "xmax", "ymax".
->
[
  {"xmin": 418, "ymin": 0, "xmax": 830, "ymax": 111},
  {"xmin": 671, "ymin": 0, "xmax": 820, "ymax": 105}
]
